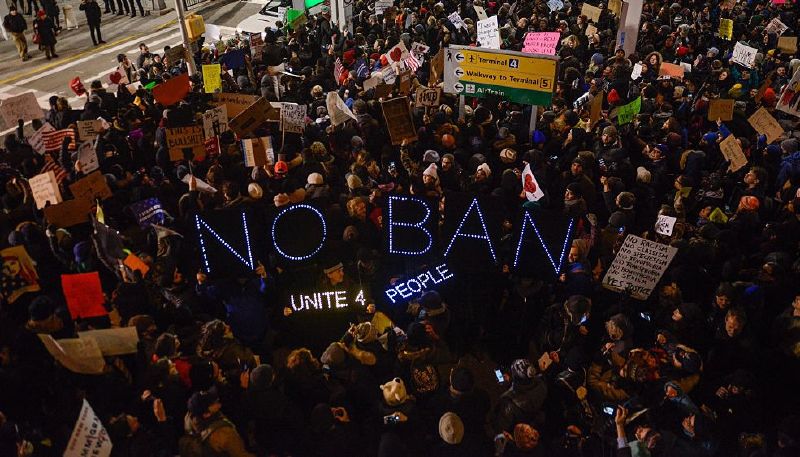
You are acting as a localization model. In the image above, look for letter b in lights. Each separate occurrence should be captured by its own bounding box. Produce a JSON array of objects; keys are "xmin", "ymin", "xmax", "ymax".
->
[{"xmin": 387, "ymin": 195, "xmax": 433, "ymax": 256}]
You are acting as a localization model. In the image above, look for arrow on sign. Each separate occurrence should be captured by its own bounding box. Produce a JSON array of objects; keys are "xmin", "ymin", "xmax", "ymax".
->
[
  {"xmin": 455, "ymin": 53, "xmax": 465, "ymax": 62},
  {"xmin": 453, "ymin": 82, "xmax": 464, "ymax": 92},
  {"xmin": 454, "ymin": 68, "xmax": 464, "ymax": 77}
]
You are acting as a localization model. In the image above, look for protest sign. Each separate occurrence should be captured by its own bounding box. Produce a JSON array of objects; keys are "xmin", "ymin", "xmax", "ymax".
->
[
  {"xmin": 152, "ymin": 73, "xmax": 191, "ymax": 106},
  {"xmin": 29, "ymin": 171, "xmax": 63, "ymax": 209},
  {"xmin": 748, "ymin": 107, "xmax": 783, "ymax": 144},
  {"xmin": 608, "ymin": 0, "xmax": 621, "ymax": 15},
  {"xmin": 62, "ymin": 272, "xmax": 108, "ymax": 319},
  {"xmin": 547, "ymin": 0, "xmax": 564, "ymax": 11},
  {"xmin": 522, "ymin": 163, "xmax": 544, "ymax": 202},
  {"xmin": 28, "ymin": 122, "xmax": 55, "ymax": 154},
  {"xmin": 203, "ymin": 64, "xmax": 222, "ymax": 93},
  {"xmin": 411, "ymin": 42, "xmax": 430, "ymax": 56},
  {"xmin": 250, "ymin": 33, "xmax": 264, "ymax": 61},
  {"xmin": 364, "ymin": 74, "xmax": 382, "ymax": 91},
  {"xmin": 381, "ymin": 64, "xmax": 397, "ymax": 84},
  {"xmin": 77, "ymin": 119, "xmax": 103, "ymax": 141},
  {"xmin": 776, "ymin": 67, "xmax": 800, "ymax": 117},
  {"xmin": 680, "ymin": 62, "xmax": 692, "ymax": 73},
  {"xmin": 129, "ymin": 198, "xmax": 168, "ymax": 227},
  {"xmin": 242, "ymin": 137, "xmax": 273, "ymax": 167},
  {"xmin": 589, "ymin": 90, "xmax": 604, "ymax": 127},
  {"xmin": 631, "ymin": 62, "xmax": 643, "ymax": 80},
  {"xmin": 43, "ymin": 198, "xmax": 93, "ymax": 227},
  {"xmin": 655, "ymin": 215, "xmax": 677, "ymax": 236},
  {"xmin": 326, "ymin": 92, "xmax": 358, "ymax": 126},
  {"xmin": 79, "ymin": 327, "xmax": 139, "ymax": 356},
  {"xmin": 398, "ymin": 70, "xmax": 412, "ymax": 95},
  {"xmin": 765, "ymin": 18, "xmax": 789, "ymax": 36},
  {"xmin": 0, "ymin": 92, "xmax": 42, "ymax": 125},
  {"xmin": 202, "ymin": 105, "xmax": 228, "ymax": 139},
  {"xmin": 69, "ymin": 171, "xmax": 112, "ymax": 203},
  {"xmin": 374, "ymin": 83, "xmax": 394, "ymax": 99},
  {"xmin": 602, "ymin": 235, "xmax": 678, "ymax": 300},
  {"xmin": 182, "ymin": 174, "xmax": 217, "ymax": 194},
  {"xmin": 477, "ymin": 16, "xmax": 501, "ymax": 49},
  {"xmin": 709, "ymin": 207, "xmax": 728, "ymax": 224},
  {"xmin": 474, "ymin": 5, "xmax": 488, "ymax": 20},
  {"xmin": 166, "ymin": 126, "xmax": 205, "ymax": 161},
  {"xmin": 523, "ymin": 32, "xmax": 560, "ymax": 55},
  {"xmin": 415, "ymin": 87, "xmax": 442, "ymax": 107},
  {"xmin": 447, "ymin": 12, "xmax": 466, "ymax": 30},
  {"xmin": 731, "ymin": 42, "xmax": 757, "ymax": 68},
  {"xmin": 581, "ymin": 3, "xmax": 601, "ymax": 22},
  {"xmin": 39, "ymin": 335, "xmax": 106, "ymax": 375},
  {"xmin": 76, "ymin": 141, "xmax": 99, "ymax": 174},
  {"xmin": 719, "ymin": 18, "xmax": 733, "ymax": 40},
  {"xmin": 708, "ymin": 98, "xmax": 734, "ymax": 121},
  {"xmin": 381, "ymin": 97, "xmax": 417, "ymax": 145},
  {"xmin": 777, "ymin": 36, "xmax": 797, "ymax": 54},
  {"xmin": 430, "ymin": 48, "xmax": 444, "ymax": 82},
  {"xmin": 0, "ymin": 245, "xmax": 40, "ymax": 304},
  {"xmin": 165, "ymin": 44, "xmax": 186, "ymax": 63},
  {"xmin": 64, "ymin": 400, "xmax": 112, "ymax": 457},
  {"xmin": 123, "ymin": 252, "xmax": 150, "ymax": 277},
  {"xmin": 719, "ymin": 135, "xmax": 748, "ymax": 172},
  {"xmin": 374, "ymin": 0, "xmax": 392, "ymax": 15},
  {"xmin": 658, "ymin": 62, "xmax": 684, "ymax": 79},
  {"xmin": 385, "ymin": 42, "xmax": 409, "ymax": 65},
  {"xmin": 212, "ymin": 92, "xmax": 259, "ymax": 117},
  {"xmin": 585, "ymin": 24, "xmax": 598, "ymax": 37},
  {"xmin": 281, "ymin": 103, "xmax": 307, "ymax": 133},
  {"xmin": 616, "ymin": 96, "xmax": 641, "ymax": 125},
  {"xmin": 228, "ymin": 97, "xmax": 277, "ymax": 137}
]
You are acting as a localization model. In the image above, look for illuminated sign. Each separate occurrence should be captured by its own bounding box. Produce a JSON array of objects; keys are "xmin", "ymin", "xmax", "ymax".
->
[
  {"xmin": 387, "ymin": 195, "xmax": 433, "ymax": 256},
  {"xmin": 385, "ymin": 263, "xmax": 454, "ymax": 304},
  {"xmin": 514, "ymin": 212, "xmax": 573, "ymax": 275},
  {"xmin": 289, "ymin": 289, "xmax": 366, "ymax": 314},
  {"xmin": 443, "ymin": 197, "xmax": 497, "ymax": 263}
]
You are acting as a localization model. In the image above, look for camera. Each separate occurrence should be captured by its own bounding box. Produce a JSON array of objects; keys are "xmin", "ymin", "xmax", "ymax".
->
[
  {"xmin": 640, "ymin": 312, "xmax": 651, "ymax": 321},
  {"xmin": 383, "ymin": 414, "xmax": 401, "ymax": 425}
]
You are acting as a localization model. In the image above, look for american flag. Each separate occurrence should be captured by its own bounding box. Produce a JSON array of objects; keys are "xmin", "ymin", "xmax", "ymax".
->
[
  {"xmin": 403, "ymin": 53, "xmax": 421, "ymax": 72},
  {"xmin": 41, "ymin": 128, "xmax": 76, "ymax": 152},
  {"xmin": 334, "ymin": 57, "xmax": 346, "ymax": 86},
  {"xmin": 40, "ymin": 154, "xmax": 68, "ymax": 185}
]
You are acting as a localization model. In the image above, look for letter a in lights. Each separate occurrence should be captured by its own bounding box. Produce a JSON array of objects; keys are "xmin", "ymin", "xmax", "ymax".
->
[
  {"xmin": 443, "ymin": 197, "xmax": 497, "ymax": 263},
  {"xmin": 513, "ymin": 212, "xmax": 574, "ymax": 275},
  {"xmin": 195, "ymin": 212, "xmax": 255, "ymax": 274}
]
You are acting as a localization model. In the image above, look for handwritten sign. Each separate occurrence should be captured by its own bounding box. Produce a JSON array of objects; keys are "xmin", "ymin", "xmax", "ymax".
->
[
  {"xmin": 602, "ymin": 235, "xmax": 678, "ymax": 300},
  {"xmin": 708, "ymin": 98, "xmax": 734, "ymax": 121},
  {"xmin": 242, "ymin": 137, "xmax": 273, "ymax": 167},
  {"xmin": 76, "ymin": 141, "xmax": 99, "ymax": 174},
  {"xmin": 78, "ymin": 327, "xmax": 139, "ymax": 356},
  {"xmin": 448, "ymin": 12, "xmax": 466, "ymax": 30},
  {"xmin": 281, "ymin": 102, "xmax": 307, "ymax": 133},
  {"xmin": 62, "ymin": 272, "xmax": 108, "ymax": 319},
  {"xmin": 69, "ymin": 171, "xmax": 112, "ymax": 202},
  {"xmin": 212, "ymin": 92, "xmax": 259, "ymax": 118},
  {"xmin": 616, "ymin": 96, "xmax": 641, "ymax": 125},
  {"xmin": 39, "ymin": 336, "xmax": 106, "ymax": 376},
  {"xmin": 202, "ymin": 63, "xmax": 222, "ymax": 93},
  {"xmin": 719, "ymin": 18, "xmax": 733, "ymax": 40},
  {"xmin": 64, "ymin": 400, "xmax": 112, "ymax": 457},
  {"xmin": 0, "ymin": 92, "xmax": 42, "ymax": 125},
  {"xmin": 658, "ymin": 62, "xmax": 685, "ymax": 80},
  {"xmin": 77, "ymin": 119, "xmax": 103, "ymax": 141},
  {"xmin": 166, "ymin": 126, "xmax": 205, "ymax": 161},
  {"xmin": 381, "ymin": 97, "xmax": 417, "ymax": 145},
  {"xmin": 581, "ymin": 3, "xmax": 601, "ymax": 22},
  {"xmin": 326, "ymin": 92, "xmax": 357, "ymax": 126},
  {"xmin": 748, "ymin": 107, "xmax": 783, "ymax": 144},
  {"xmin": 777, "ymin": 36, "xmax": 797, "ymax": 54},
  {"xmin": 374, "ymin": 0, "xmax": 393, "ymax": 15},
  {"xmin": 202, "ymin": 105, "xmax": 228, "ymax": 139},
  {"xmin": 415, "ymin": 87, "xmax": 442, "ymax": 107},
  {"xmin": 731, "ymin": 42, "xmax": 757, "ymax": 68},
  {"xmin": 29, "ymin": 171, "xmax": 63, "ymax": 209},
  {"xmin": 765, "ymin": 18, "xmax": 789, "ymax": 36},
  {"xmin": 29, "ymin": 122, "xmax": 55, "ymax": 154},
  {"xmin": 523, "ymin": 32, "xmax": 560, "ymax": 55},
  {"xmin": 655, "ymin": 215, "xmax": 677, "ymax": 236},
  {"xmin": 477, "ymin": 16, "xmax": 501, "ymax": 49},
  {"xmin": 719, "ymin": 135, "xmax": 748, "ymax": 172}
]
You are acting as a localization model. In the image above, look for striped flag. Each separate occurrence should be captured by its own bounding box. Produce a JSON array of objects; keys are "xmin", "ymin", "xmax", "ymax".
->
[
  {"xmin": 42, "ymin": 128, "xmax": 76, "ymax": 152},
  {"xmin": 334, "ymin": 57, "xmax": 346, "ymax": 86},
  {"xmin": 40, "ymin": 154, "xmax": 68, "ymax": 185},
  {"xmin": 403, "ymin": 53, "xmax": 421, "ymax": 72}
]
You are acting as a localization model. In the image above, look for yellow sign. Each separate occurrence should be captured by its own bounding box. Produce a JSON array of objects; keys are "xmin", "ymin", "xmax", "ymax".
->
[
  {"xmin": 719, "ymin": 18, "xmax": 733, "ymax": 40},
  {"xmin": 203, "ymin": 64, "xmax": 222, "ymax": 94},
  {"xmin": 446, "ymin": 47, "xmax": 556, "ymax": 91}
]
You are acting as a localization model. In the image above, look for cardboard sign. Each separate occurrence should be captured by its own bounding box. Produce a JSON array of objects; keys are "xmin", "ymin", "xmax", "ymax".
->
[
  {"xmin": 326, "ymin": 92, "xmax": 357, "ymax": 126},
  {"xmin": 0, "ymin": 92, "xmax": 43, "ymax": 125},
  {"xmin": 523, "ymin": 32, "xmax": 560, "ymax": 55},
  {"xmin": 39, "ymin": 336, "xmax": 106, "ymax": 376},
  {"xmin": 76, "ymin": 141, "xmax": 99, "ymax": 174},
  {"xmin": 212, "ymin": 92, "xmax": 259, "ymax": 118},
  {"xmin": 202, "ymin": 105, "xmax": 228, "ymax": 139},
  {"xmin": 474, "ymin": 5, "xmax": 488, "ymax": 20},
  {"xmin": 777, "ymin": 36, "xmax": 797, "ymax": 54},
  {"xmin": 166, "ymin": 126, "xmax": 205, "ymax": 161},
  {"xmin": 477, "ymin": 16, "xmax": 501, "ymax": 49},
  {"xmin": 165, "ymin": 44, "xmax": 186, "ymax": 63},
  {"xmin": 616, "ymin": 96, "xmax": 641, "ymax": 125},
  {"xmin": 78, "ymin": 327, "xmax": 139, "ymax": 356},
  {"xmin": 447, "ymin": 12, "xmax": 466, "ymax": 30},
  {"xmin": 43, "ymin": 198, "xmax": 93, "ymax": 227},
  {"xmin": 242, "ymin": 137, "xmax": 273, "ymax": 167},
  {"xmin": 381, "ymin": 97, "xmax": 417, "ymax": 145},
  {"xmin": 281, "ymin": 102, "xmax": 307, "ymax": 133},
  {"xmin": 748, "ymin": 107, "xmax": 783, "ymax": 144},
  {"xmin": 719, "ymin": 18, "xmax": 733, "ymax": 40},
  {"xmin": 374, "ymin": 83, "xmax": 394, "ymax": 99},
  {"xmin": 731, "ymin": 42, "xmax": 757, "ymax": 68},
  {"xmin": 203, "ymin": 63, "xmax": 222, "ymax": 93},
  {"xmin": 708, "ymin": 98, "xmax": 734, "ymax": 121},
  {"xmin": 415, "ymin": 87, "xmax": 442, "ymax": 107},
  {"xmin": 581, "ymin": 3, "xmax": 601, "ymax": 22},
  {"xmin": 152, "ymin": 73, "xmax": 191, "ymax": 106},
  {"xmin": 29, "ymin": 122, "xmax": 55, "ymax": 154},
  {"xmin": 585, "ymin": 24, "xmax": 598, "ymax": 37},
  {"xmin": 776, "ymin": 67, "xmax": 800, "ymax": 117},
  {"xmin": 0, "ymin": 245, "xmax": 40, "ymax": 304},
  {"xmin": 658, "ymin": 62, "xmax": 685, "ymax": 80},
  {"xmin": 655, "ymin": 215, "xmax": 677, "ymax": 236},
  {"xmin": 765, "ymin": 18, "xmax": 789, "ymax": 36},
  {"xmin": 602, "ymin": 235, "xmax": 678, "ymax": 300},
  {"xmin": 29, "ymin": 171, "xmax": 63, "ymax": 209},
  {"xmin": 77, "ymin": 120, "xmax": 103, "ymax": 141},
  {"xmin": 589, "ymin": 90, "xmax": 604, "ymax": 127},
  {"xmin": 123, "ymin": 253, "xmax": 150, "ymax": 277},
  {"xmin": 397, "ymin": 70, "xmax": 412, "ymax": 95},
  {"xmin": 719, "ymin": 135, "xmax": 748, "ymax": 172},
  {"xmin": 69, "ymin": 171, "xmax": 112, "ymax": 203},
  {"xmin": 64, "ymin": 400, "xmax": 112, "ymax": 456},
  {"xmin": 608, "ymin": 0, "xmax": 622, "ymax": 15},
  {"xmin": 227, "ymin": 97, "xmax": 277, "ymax": 137},
  {"xmin": 374, "ymin": 0, "xmax": 392, "ymax": 14},
  {"xmin": 62, "ymin": 272, "xmax": 108, "ymax": 319}
]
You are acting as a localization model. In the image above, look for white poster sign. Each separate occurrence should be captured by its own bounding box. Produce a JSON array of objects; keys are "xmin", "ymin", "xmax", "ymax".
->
[
  {"xmin": 281, "ymin": 102, "xmax": 307, "ymax": 133},
  {"xmin": 64, "ymin": 400, "xmax": 113, "ymax": 457},
  {"xmin": 28, "ymin": 122, "xmax": 56, "ymax": 155},
  {"xmin": 654, "ymin": 215, "xmax": 677, "ymax": 236},
  {"xmin": 202, "ymin": 105, "xmax": 229, "ymax": 139},
  {"xmin": 477, "ymin": 16, "xmax": 501, "ymax": 49},
  {"xmin": 78, "ymin": 327, "xmax": 139, "ymax": 356},
  {"xmin": 0, "ymin": 92, "xmax": 43, "ymax": 125},
  {"xmin": 731, "ymin": 42, "xmax": 757, "ymax": 69},
  {"xmin": 29, "ymin": 170, "xmax": 63, "ymax": 209},
  {"xmin": 602, "ymin": 235, "xmax": 678, "ymax": 300},
  {"xmin": 77, "ymin": 141, "xmax": 100, "ymax": 173}
]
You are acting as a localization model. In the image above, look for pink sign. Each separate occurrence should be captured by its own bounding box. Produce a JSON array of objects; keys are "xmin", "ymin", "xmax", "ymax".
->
[
  {"xmin": 771, "ymin": 0, "xmax": 785, "ymax": 4},
  {"xmin": 522, "ymin": 32, "xmax": 560, "ymax": 55}
]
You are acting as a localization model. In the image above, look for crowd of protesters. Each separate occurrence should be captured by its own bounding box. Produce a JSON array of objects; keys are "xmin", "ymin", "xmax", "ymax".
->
[{"xmin": 1, "ymin": 0, "xmax": 800, "ymax": 455}]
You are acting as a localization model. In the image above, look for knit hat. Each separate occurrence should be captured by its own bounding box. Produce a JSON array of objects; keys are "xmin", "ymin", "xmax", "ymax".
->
[
  {"xmin": 636, "ymin": 166, "xmax": 652, "ymax": 183},
  {"xmin": 423, "ymin": 150, "xmax": 440, "ymax": 163},
  {"xmin": 739, "ymin": 195, "xmax": 760, "ymax": 211},
  {"xmin": 307, "ymin": 172, "xmax": 324, "ymax": 185},
  {"xmin": 273, "ymin": 193, "xmax": 290, "ymax": 207},
  {"xmin": 477, "ymin": 162, "xmax": 491, "ymax": 177},
  {"xmin": 438, "ymin": 412, "xmax": 464, "ymax": 445},
  {"xmin": 423, "ymin": 163, "xmax": 439, "ymax": 181},
  {"xmin": 249, "ymin": 364, "xmax": 275, "ymax": 390},
  {"xmin": 514, "ymin": 423, "xmax": 540, "ymax": 450},
  {"xmin": 187, "ymin": 387, "xmax": 220, "ymax": 417},
  {"xmin": 617, "ymin": 192, "xmax": 635, "ymax": 210},
  {"xmin": 247, "ymin": 183, "xmax": 263, "ymax": 199},
  {"xmin": 346, "ymin": 173, "xmax": 363, "ymax": 190},
  {"xmin": 324, "ymin": 262, "xmax": 343, "ymax": 275},
  {"xmin": 500, "ymin": 148, "xmax": 517, "ymax": 163},
  {"xmin": 450, "ymin": 366, "xmax": 474, "ymax": 392},
  {"xmin": 380, "ymin": 377, "xmax": 408, "ymax": 406},
  {"xmin": 702, "ymin": 132, "xmax": 718, "ymax": 143},
  {"xmin": 321, "ymin": 342, "xmax": 347, "ymax": 367},
  {"xmin": 510, "ymin": 358, "xmax": 536, "ymax": 384}
]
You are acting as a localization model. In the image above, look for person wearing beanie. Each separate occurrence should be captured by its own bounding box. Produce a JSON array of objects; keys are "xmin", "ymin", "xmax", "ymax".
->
[
  {"xmin": 434, "ymin": 412, "xmax": 467, "ymax": 456},
  {"xmin": 469, "ymin": 162, "xmax": 492, "ymax": 194},
  {"xmin": 247, "ymin": 183, "xmax": 263, "ymax": 200},
  {"xmin": 305, "ymin": 172, "xmax": 330, "ymax": 201},
  {"xmin": 490, "ymin": 358, "xmax": 547, "ymax": 434},
  {"xmin": 423, "ymin": 150, "xmax": 441, "ymax": 164},
  {"xmin": 499, "ymin": 148, "xmax": 517, "ymax": 164}
]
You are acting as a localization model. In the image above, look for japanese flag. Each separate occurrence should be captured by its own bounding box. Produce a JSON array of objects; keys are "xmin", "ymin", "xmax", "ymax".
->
[
  {"xmin": 522, "ymin": 163, "xmax": 544, "ymax": 202},
  {"xmin": 384, "ymin": 41, "xmax": 409, "ymax": 65}
]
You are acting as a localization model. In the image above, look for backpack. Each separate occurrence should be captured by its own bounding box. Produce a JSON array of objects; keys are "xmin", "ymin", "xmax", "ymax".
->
[{"xmin": 409, "ymin": 359, "xmax": 440, "ymax": 397}]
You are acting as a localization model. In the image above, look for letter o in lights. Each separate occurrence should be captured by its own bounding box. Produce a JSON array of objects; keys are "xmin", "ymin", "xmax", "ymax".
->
[{"xmin": 272, "ymin": 204, "xmax": 327, "ymax": 261}]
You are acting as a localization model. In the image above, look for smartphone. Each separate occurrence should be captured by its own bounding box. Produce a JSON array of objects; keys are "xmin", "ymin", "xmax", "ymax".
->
[
  {"xmin": 579, "ymin": 315, "xmax": 588, "ymax": 325},
  {"xmin": 383, "ymin": 414, "xmax": 400, "ymax": 425},
  {"xmin": 494, "ymin": 369, "xmax": 504, "ymax": 383},
  {"xmin": 603, "ymin": 406, "xmax": 615, "ymax": 415},
  {"xmin": 640, "ymin": 312, "xmax": 651, "ymax": 321}
]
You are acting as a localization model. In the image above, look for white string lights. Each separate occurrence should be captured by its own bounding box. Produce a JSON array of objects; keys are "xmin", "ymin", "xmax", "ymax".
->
[
  {"xmin": 195, "ymin": 212, "xmax": 255, "ymax": 274},
  {"xmin": 513, "ymin": 212, "xmax": 574, "ymax": 275},
  {"xmin": 443, "ymin": 197, "xmax": 497, "ymax": 263},
  {"xmin": 271, "ymin": 204, "xmax": 327, "ymax": 261},
  {"xmin": 387, "ymin": 195, "xmax": 433, "ymax": 255}
]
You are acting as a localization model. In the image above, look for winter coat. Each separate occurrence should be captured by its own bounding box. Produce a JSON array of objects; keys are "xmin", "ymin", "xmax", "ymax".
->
[
  {"xmin": 33, "ymin": 17, "xmax": 57, "ymax": 46},
  {"xmin": 491, "ymin": 378, "xmax": 548, "ymax": 433},
  {"xmin": 79, "ymin": 0, "xmax": 102, "ymax": 25},
  {"xmin": 3, "ymin": 13, "xmax": 27, "ymax": 34}
]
